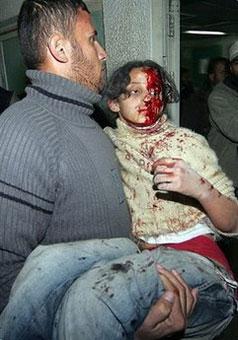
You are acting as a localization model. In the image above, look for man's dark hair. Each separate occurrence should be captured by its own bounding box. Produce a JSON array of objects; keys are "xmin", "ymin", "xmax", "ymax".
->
[
  {"xmin": 207, "ymin": 57, "xmax": 230, "ymax": 75},
  {"xmin": 104, "ymin": 60, "xmax": 179, "ymax": 108},
  {"xmin": 17, "ymin": 0, "xmax": 89, "ymax": 69}
]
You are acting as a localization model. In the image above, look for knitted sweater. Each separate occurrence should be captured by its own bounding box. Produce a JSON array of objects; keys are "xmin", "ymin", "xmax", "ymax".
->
[
  {"xmin": 0, "ymin": 70, "xmax": 130, "ymax": 312},
  {"xmin": 105, "ymin": 117, "xmax": 236, "ymax": 240}
]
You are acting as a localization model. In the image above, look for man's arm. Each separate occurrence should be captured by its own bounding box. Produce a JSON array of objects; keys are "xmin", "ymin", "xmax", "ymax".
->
[{"xmin": 0, "ymin": 107, "xmax": 55, "ymax": 312}]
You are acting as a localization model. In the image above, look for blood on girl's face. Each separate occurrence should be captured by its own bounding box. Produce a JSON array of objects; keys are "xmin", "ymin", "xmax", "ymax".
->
[{"xmin": 117, "ymin": 67, "xmax": 164, "ymax": 127}]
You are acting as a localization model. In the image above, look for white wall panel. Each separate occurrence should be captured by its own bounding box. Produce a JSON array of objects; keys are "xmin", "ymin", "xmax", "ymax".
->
[{"xmin": 103, "ymin": 0, "xmax": 152, "ymax": 76}]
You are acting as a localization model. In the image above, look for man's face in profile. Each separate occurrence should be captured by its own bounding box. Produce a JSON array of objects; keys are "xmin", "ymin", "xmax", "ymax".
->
[{"xmin": 68, "ymin": 9, "xmax": 107, "ymax": 92}]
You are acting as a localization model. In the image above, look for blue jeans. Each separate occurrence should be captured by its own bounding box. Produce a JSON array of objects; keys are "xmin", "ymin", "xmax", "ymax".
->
[{"xmin": 0, "ymin": 238, "xmax": 237, "ymax": 340}]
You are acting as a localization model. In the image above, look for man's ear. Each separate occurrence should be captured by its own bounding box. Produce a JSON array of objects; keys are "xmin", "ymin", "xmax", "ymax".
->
[
  {"xmin": 48, "ymin": 34, "xmax": 69, "ymax": 63},
  {"xmin": 107, "ymin": 99, "xmax": 120, "ymax": 113}
]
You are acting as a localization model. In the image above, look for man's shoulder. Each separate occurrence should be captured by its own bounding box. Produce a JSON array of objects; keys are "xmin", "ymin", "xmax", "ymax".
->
[
  {"xmin": 0, "ymin": 98, "xmax": 57, "ymax": 144},
  {"xmin": 208, "ymin": 82, "xmax": 237, "ymax": 113},
  {"xmin": 209, "ymin": 81, "xmax": 233, "ymax": 99},
  {"xmin": 0, "ymin": 99, "xmax": 29, "ymax": 128},
  {"xmin": 1, "ymin": 96, "xmax": 37, "ymax": 116}
]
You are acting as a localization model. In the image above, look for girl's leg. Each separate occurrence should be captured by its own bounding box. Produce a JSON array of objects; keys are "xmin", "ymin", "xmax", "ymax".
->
[
  {"xmin": 0, "ymin": 238, "xmax": 138, "ymax": 340},
  {"xmin": 53, "ymin": 247, "xmax": 237, "ymax": 340}
]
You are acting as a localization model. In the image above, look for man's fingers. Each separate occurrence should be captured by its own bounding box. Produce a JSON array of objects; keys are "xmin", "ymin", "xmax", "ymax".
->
[
  {"xmin": 157, "ymin": 265, "xmax": 187, "ymax": 315},
  {"xmin": 157, "ymin": 265, "xmax": 198, "ymax": 317},
  {"xmin": 158, "ymin": 270, "xmax": 177, "ymax": 291},
  {"xmin": 136, "ymin": 265, "xmax": 196, "ymax": 340},
  {"xmin": 134, "ymin": 291, "xmax": 175, "ymax": 339},
  {"xmin": 190, "ymin": 288, "xmax": 198, "ymax": 315},
  {"xmin": 170, "ymin": 269, "xmax": 196, "ymax": 315},
  {"xmin": 136, "ymin": 288, "xmax": 186, "ymax": 339},
  {"xmin": 170, "ymin": 270, "xmax": 198, "ymax": 316},
  {"xmin": 141, "ymin": 291, "xmax": 174, "ymax": 328}
]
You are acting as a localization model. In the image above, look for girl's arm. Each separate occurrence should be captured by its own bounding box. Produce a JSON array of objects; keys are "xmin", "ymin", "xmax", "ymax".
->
[{"xmin": 152, "ymin": 158, "xmax": 238, "ymax": 234}]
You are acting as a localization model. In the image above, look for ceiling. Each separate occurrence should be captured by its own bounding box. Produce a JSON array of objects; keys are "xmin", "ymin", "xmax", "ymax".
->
[
  {"xmin": 181, "ymin": 0, "xmax": 238, "ymax": 37},
  {"xmin": 83, "ymin": 1, "xmax": 238, "ymax": 37},
  {"xmin": 84, "ymin": 1, "xmax": 238, "ymax": 38}
]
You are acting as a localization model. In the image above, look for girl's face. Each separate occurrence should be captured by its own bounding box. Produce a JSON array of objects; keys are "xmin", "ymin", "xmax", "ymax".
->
[{"xmin": 113, "ymin": 67, "xmax": 164, "ymax": 127}]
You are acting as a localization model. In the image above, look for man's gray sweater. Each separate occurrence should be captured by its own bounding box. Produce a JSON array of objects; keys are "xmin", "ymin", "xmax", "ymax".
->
[{"xmin": 0, "ymin": 70, "xmax": 130, "ymax": 312}]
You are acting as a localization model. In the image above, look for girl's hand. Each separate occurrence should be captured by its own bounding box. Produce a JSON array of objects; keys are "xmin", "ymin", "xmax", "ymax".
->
[{"xmin": 152, "ymin": 157, "xmax": 210, "ymax": 200}]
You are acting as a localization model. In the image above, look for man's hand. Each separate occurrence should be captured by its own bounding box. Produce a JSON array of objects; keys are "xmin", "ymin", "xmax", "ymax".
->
[{"xmin": 134, "ymin": 265, "xmax": 198, "ymax": 339}]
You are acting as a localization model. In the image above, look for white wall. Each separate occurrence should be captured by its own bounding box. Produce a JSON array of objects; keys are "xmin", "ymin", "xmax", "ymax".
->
[{"xmin": 103, "ymin": 0, "xmax": 152, "ymax": 77}]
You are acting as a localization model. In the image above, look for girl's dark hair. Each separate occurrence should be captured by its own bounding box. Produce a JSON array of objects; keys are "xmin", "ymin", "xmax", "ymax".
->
[{"xmin": 104, "ymin": 60, "xmax": 179, "ymax": 107}]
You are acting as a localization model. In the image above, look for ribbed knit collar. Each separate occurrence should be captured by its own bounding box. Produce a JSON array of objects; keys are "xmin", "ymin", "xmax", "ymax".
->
[
  {"xmin": 116, "ymin": 114, "xmax": 168, "ymax": 136},
  {"xmin": 25, "ymin": 70, "xmax": 102, "ymax": 124}
]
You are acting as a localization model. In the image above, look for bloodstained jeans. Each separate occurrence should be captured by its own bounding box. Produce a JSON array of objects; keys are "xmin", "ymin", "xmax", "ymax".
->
[{"xmin": 0, "ymin": 238, "xmax": 237, "ymax": 340}]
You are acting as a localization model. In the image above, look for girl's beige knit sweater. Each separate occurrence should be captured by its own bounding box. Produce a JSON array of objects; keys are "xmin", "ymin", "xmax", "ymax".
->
[{"xmin": 105, "ymin": 116, "xmax": 236, "ymax": 239}]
